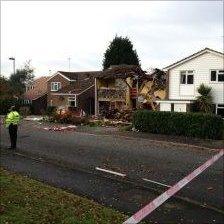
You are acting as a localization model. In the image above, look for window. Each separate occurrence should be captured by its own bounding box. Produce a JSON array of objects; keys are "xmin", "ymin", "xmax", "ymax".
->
[
  {"xmin": 211, "ymin": 71, "xmax": 217, "ymax": 81},
  {"xmin": 187, "ymin": 75, "xmax": 194, "ymax": 84},
  {"xmin": 23, "ymin": 99, "xmax": 31, "ymax": 105},
  {"xmin": 218, "ymin": 71, "xmax": 224, "ymax": 81},
  {"xmin": 68, "ymin": 97, "xmax": 76, "ymax": 107},
  {"xmin": 180, "ymin": 71, "xmax": 194, "ymax": 84},
  {"xmin": 210, "ymin": 70, "xmax": 224, "ymax": 82},
  {"xmin": 180, "ymin": 71, "xmax": 186, "ymax": 84},
  {"xmin": 217, "ymin": 104, "xmax": 224, "ymax": 118},
  {"xmin": 51, "ymin": 82, "xmax": 61, "ymax": 91}
]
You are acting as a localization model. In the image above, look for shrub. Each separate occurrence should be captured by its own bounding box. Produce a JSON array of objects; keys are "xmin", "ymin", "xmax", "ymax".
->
[
  {"xmin": 133, "ymin": 110, "xmax": 224, "ymax": 140},
  {"xmin": 196, "ymin": 84, "xmax": 213, "ymax": 113},
  {"xmin": 0, "ymin": 98, "xmax": 25, "ymax": 115},
  {"xmin": 46, "ymin": 106, "xmax": 56, "ymax": 116}
]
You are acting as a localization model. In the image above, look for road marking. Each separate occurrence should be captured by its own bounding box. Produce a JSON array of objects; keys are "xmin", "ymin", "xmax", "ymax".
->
[
  {"xmin": 95, "ymin": 167, "xmax": 126, "ymax": 177},
  {"xmin": 142, "ymin": 178, "xmax": 171, "ymax": 188},
  {"xmin": 123, "ymin": 149, "xmax": 224, "ymax": 224}
]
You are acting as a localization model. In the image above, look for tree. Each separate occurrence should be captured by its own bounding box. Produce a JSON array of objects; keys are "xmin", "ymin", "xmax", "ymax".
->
[
  {"xmin": 9, "ymin": 60, "xmax": 35, "ymax": 96},
  {"xmin": 151, "ymin": 68, "xmax": 166, "ymax": 90},
  {"xmin": 0, "ymin": 75, "xmax": 12, "ymax": 99},
  {"xmin": 102, "ymin": 36, "xmax": 140, "ymax": 70},
  {"xmin": 196, "ymin": 84, "xmax": 213, "ymax": 113}
]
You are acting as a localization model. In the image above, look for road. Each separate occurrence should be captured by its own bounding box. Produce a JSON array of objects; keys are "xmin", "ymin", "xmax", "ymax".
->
[{"xmin": 1, "ymin": 120, "xmax": 223, "ymax": 223}]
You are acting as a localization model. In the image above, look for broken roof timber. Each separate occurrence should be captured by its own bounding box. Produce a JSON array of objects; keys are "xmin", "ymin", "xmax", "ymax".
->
[{"xmin": 95, "ymin": 65, "xmax": 151, "ymax": 80}]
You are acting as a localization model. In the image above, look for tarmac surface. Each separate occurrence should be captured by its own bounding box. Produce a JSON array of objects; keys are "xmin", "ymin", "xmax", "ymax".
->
[{"xmin": 1, "ymin": 120, "xmax": 223, "ymax": 223}]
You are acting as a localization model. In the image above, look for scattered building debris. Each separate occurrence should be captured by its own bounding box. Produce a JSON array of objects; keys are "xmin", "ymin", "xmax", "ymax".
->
[{"xmin": 43, "ymin": 125, "xmax": 77, "ymax": 131}]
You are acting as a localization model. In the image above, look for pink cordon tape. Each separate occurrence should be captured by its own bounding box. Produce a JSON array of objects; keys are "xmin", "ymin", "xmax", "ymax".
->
[{"xmin": 123, "ymin": 149, "xmax": 224, "ymax": 224}]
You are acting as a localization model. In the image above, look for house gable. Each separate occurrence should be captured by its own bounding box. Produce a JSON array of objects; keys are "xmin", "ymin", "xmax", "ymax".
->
[
  {"xmin": 164, "ymin": 48, "xmax": 223, "ymax": 71},
  {"xmin": 47, "ymin": 73, "xmax": 73, "ymax": 96},
  {"xmin": 47, "ymin": 72, "xmax": 75, "ymax": 82},
  {"xmin": 168, "ymin": 50, "xmax": 224, "ymax": 104}
]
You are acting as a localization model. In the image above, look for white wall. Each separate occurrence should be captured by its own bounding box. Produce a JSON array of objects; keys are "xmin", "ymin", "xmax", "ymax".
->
[
  {"xmin": 160, "ymin": 103, "xmax": 171, "ymax": 111},
  {"xmin": 169, "ymin": 52, "xmax": 224, "ymax": 104},
  {"xmin": 174, "ymin": 103, "xmax": 186, "ymax": 112}
]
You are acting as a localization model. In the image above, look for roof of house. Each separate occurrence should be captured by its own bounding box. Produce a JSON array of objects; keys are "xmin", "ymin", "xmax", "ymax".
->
[
  {"xmin": 57, "ymin": 71, "xmax": 100, "ymax": 80},
  {"xmin": 163, "ymin": 48, "xmax": 224, "ymax": 70},
  {"xmin": 23, "ymin": 76, "xmax": 48, "ymax": 100},
  {"xmin": 94, "ymin": 65, "xmax": 151, "ymax": 80},
  {"xmin": 55, "ymin": 72, "xmax": 95, "ymax": 95},
  {"xmin": 50, "ymin": 65, "xmax": 151, "ymax": 82},
  {"xmin": 50, "ymin": 65, "xmax": 153, "ymax": 95},
  {"xmin": 47, "ymin": 70, "xmax": 101, "ymax": 82}
]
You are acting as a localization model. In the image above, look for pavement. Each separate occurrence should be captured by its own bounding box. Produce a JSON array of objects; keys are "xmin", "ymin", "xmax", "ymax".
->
[{"xmin": 0, "ymin": 120, "xmax": 223, "ymax": 223}]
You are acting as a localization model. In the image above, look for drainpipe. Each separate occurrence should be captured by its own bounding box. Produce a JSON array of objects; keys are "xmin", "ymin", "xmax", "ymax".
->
[{"xmin": 94, "ymin": 78, "xmax": 98, "ymax": 117}]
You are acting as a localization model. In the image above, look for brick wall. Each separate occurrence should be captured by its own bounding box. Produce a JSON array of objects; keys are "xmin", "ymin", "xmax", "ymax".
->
[{"xmin": 47, "ymin": 74, "xmax": 70, "ymax": 106}]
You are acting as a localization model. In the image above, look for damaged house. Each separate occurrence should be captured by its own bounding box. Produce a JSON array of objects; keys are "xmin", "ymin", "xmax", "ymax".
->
[
  {"xmin": 94, "ymin": 65, "xmax": 166, "ymax": 116},
  {"xmin": 46, "ymin": 66, "xmax": 166, "ymax": 117}
]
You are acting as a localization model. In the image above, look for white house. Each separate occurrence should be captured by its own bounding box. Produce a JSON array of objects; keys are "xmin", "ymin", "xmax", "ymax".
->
[{"xmin": 157, "ymin": 48, "xmax": 224, "ymax": 117}]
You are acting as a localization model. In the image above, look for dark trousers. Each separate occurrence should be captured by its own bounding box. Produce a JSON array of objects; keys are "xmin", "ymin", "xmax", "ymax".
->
[{"xmin": 9, "ymin": 124, "xmax": 18, "ymax": 149}]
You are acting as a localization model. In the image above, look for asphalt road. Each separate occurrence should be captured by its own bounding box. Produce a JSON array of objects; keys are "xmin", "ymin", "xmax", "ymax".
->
[{"xmin": 1, "ymin": 120, "xmax": 224, "ymax": 223}]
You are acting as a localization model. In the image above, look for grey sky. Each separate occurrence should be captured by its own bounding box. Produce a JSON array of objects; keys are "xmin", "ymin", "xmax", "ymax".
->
[{"xmin": 1, "ymin": 1, "xmax": 223, "ymax": 78}]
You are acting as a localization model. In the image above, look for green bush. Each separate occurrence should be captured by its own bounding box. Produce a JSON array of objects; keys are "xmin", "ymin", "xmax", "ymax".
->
[
  {"xmin": 133, "ymin": 110, "xmax": 224, "ymax": 140},
  {"xmin": 0, "ymin": 98, "xmax": 25, "ymax": 115},
  {"xmin": 46, "ymin": 106, "xmax": 56, "ymax": 116}
]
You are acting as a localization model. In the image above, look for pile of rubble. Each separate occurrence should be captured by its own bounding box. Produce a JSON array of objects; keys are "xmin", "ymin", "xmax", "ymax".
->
[{"xmin": 100, "ymin": 109, "xmax": 133, "ymax": 122}]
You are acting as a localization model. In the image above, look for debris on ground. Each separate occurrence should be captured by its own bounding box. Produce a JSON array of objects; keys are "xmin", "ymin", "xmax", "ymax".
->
[
  {"xmin": 43, "ymin": 125, "xmax": 77, "ymax": 131},
  {"xmin": 24, "ymin": 116, "xmax": 43, "ymax": 121}
]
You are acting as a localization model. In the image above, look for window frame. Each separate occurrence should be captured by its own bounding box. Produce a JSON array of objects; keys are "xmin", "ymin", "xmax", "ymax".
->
[
  {"xmin": 216, "ymin": 104, "xmax": 224, "ymax": 118},
  {"xmin": 210, "ymin": 69, "xmax": 224, "ymax": 83},
  {"xmin": 180, "ymin": 70, "xmax": 194, "ymax": 85},
  {"xmin": 51, "ymin": 82, "xmax": 61, "ymax": 91},
  {"xmin": 68, "ymin": 96, "xmax": 77, "ymax": 107}
]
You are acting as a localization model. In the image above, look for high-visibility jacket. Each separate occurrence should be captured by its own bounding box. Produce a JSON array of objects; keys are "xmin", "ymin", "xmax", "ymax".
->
[{"xmin": 5, "ymin": 111, "xmax": 20, "ymax": 128}]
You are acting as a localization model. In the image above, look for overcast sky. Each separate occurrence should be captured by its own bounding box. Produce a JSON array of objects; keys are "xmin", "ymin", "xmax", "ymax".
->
[{"xmin": 1, "ymin": 1, "xmax": 223, "ymax": 78}]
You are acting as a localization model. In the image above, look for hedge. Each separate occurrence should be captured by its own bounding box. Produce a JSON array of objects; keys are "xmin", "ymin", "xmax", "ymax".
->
[
  {"xmin": 0, "ymin": 99, "xmax": 23, "ymax": 115},
  {"xmin": 133, "ymin": 110, "xmax": 224, "ymax": 140}
]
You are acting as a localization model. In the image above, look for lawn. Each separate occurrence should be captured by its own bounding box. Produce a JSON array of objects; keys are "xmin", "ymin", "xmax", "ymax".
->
[{"xmin": 0, "ymin": 168, "xmax": 127, "ymax": 224}]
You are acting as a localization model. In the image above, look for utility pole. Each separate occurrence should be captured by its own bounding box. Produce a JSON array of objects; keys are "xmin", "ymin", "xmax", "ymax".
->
[
  {"xmin": 68, "ymin": 57, "xmax": 71, "ymax": 72},
  {"xmin": 9, "ymin": 57, "xmax": 15, "ymax": 75}
]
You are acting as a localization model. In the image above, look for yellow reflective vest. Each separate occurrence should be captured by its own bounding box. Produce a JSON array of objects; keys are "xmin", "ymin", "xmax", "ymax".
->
[{"xmin": 5, "ymin": 111, "xmax": 20, "ymax": 128}]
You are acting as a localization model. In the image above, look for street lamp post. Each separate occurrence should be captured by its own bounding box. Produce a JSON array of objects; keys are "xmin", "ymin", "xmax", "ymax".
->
[
  {"xmin": 68, "ymin": 57, "xmax": 71, "ymax": 72},
  {"xmin": 9, "ymin": 57, "xmax": 15, "ymax": 75}
]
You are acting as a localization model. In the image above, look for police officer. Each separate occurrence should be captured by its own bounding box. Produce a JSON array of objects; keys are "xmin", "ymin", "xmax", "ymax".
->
[{"xmin": 5, "ymin": 105, "xmax": 20, "ymax": 149}]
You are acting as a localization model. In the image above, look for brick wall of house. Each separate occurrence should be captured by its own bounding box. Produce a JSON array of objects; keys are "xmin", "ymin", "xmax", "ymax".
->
[
  {"xmin": 47, "ymin": 74, "xmax": 71, "ymax": 106},
  {"xmin": 48, "ymin": 94, "xmax": 76, "ymax": 107}
]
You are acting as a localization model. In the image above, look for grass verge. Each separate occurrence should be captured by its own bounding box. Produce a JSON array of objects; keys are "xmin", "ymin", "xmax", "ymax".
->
[{"xmin": 0, "ymin": 168, "xmax": 127, "ymax": 224}]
